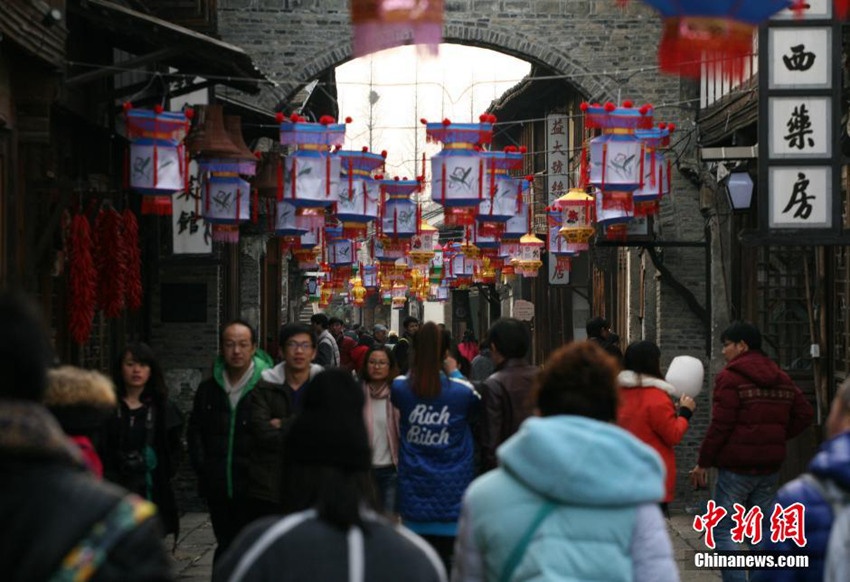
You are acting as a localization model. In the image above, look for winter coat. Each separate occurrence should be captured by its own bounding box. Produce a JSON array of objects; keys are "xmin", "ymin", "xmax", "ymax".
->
[
  {"xmin": 102, "ymin": 396, "xmax": 184, "ymax": 536},
  {"xmin": 0, "ymin": 401, "xmax": 173, "ymax": 582},
  {"xmin": 338, "ymin": 334, "xmax": 358, "ymax": 372},
  {"xmin": 617, "ymin": 370, "xmax": 691, "ymax": 502},
  {"xmin": 188, "ymin": 352, "xmax": 273, "ymax": 501},
  {"xmin": 316, "ymin": 330, "xmax": 340, "ymax": 367},
  {"xmin": 452, "ymin": 416, "xmax": 678, "ymax": 582},
  {"xmin": 697, "ymin": 350, "xmax": 814, "ymax": 474},
  {"xmin": 477, "ymin": 359, "xmax": 537, "ymax": 472},
  {"xmin": 391, "ymin": 373, "xmax": 481, "ymax": 532},
  {"xmin": 470, "ymin": 350, "xmax": 495, "ymax": 382},
  {"xmin": 753, "ymin": 431, "xmax": 850, "ymax": 582},
  {"xmin": 394, "ymin": 334, "xmax": 414, "ymax": 375},
  {"xmin": 248, "ymin": 362, "xmax": 322, "ymax": 504},
  {"xmin": 351, "ymin": 344, "xmax": 370, "ymax": 376},
  {"xmin": 213, "ymin": 509, "xmax": 446, "ymax": 582}
]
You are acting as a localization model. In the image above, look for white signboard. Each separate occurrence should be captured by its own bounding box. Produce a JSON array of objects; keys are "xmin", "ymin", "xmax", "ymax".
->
[
  {"xmin": 768, "ymin": 27, "xmax": 831, "ymax": 89},
  {"xmin": 513, "ymin": 299, "xmax": 535, "ymax": 321},
  {"xmin": 768, "ymin": 97, "xmax": 831, "ymax": 158},
  {"xmin": 769, "ymin": 166, "xmax": 831, "ymax": 228},
  {"xmin": 547, "ymin": 114, "xmax": 569, "ymax": 205},
  {"xmin": 548, "ymin": 254, "xmax": 570, "ymax": 285},
  {"xmin": 773, "ymin": 0, "xmax": 830, "ymax": 20},
  {"xmin": 172, "ymin": 161, "xmax": 212, "ymax": 255}
]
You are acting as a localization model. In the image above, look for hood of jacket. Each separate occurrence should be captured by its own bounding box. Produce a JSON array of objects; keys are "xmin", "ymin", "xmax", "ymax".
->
[
  {"xmin": 497, "ymin": 415, "xmax": 664, "ymax": 507},
  {"xmin": 261, "ymin": 362, "xmax": 323, "ymax": 386},
  {"xmin": 809, "ymin": 431, "xmax": 850, "ymax": 491},
  {"xmin": 617, "ymin": 370, "xmax": 676, "ymax": 396},
  {"xmin": 724, "ymin": 350, "xmax": 787, "ymax": 389},
  {"xmin": 0, "ymin": 401, "xmax": 84, "ymax": 467},
  {"xmin": 213, "ymin": 349, "xmax": 274, "ymax": 389}
]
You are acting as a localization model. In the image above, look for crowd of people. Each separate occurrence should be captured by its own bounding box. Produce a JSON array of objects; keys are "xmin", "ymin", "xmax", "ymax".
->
[{"xmin": 2, "ymin": 288, "xmax": 845, "ymax": 582}]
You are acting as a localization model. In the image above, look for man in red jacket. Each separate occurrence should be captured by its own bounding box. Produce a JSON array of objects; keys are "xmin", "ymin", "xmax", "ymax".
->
[{"xmin": 691, "ymin": 322, "xmax": 814, "ymax": 582}]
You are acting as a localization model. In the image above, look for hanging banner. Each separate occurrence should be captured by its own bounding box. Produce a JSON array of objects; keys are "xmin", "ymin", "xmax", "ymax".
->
[
  {"xmin": 172, "ymin": 161, "xmax": 212, "ymax": 255},
  {"xmin": 546, "ymin": 114, "xmax": 569, "ymax": 206},
  {"xmin": 351, "ymin": 0, "xmax": 443, "ymax": 57}
]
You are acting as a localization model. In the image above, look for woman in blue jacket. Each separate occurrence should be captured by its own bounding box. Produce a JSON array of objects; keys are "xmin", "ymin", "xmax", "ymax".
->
[{"xmin": 392, "ymin": 322, "xmax": 481, "ymax": 573}]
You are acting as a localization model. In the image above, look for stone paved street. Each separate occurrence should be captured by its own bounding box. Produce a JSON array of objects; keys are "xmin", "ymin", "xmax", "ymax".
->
[{"xmin": 172, "ymin": 512, "xmax": 721, "ymax": 581}]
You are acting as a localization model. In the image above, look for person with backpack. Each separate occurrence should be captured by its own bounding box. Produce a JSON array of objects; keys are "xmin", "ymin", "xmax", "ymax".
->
[
  {"xmin": 0, "ymin": 291, "xmax": 173, "ymax": 582},
  {"xmin": 452, "ymin": 341, "xmax": 678, "ymax": 582},
  {"xmin": 752, "ymin": 377, "xmax": 850, "ymax": 582},
  {"xmin": 188, "ymin": 320, "xmax": 274, "ymax": 561}
]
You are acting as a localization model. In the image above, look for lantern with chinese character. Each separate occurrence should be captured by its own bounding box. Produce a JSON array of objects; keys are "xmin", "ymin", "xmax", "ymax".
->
[
  {"xmin": 447, "ymin": 242, "xmax": 478, "ymax": 288},
  {"xmin": 516, "ymin": 233, "xmax": 544, "ymax": 278},
  {"xmin": 293, "ymin": 218, "xmax": 323, "ymax": 270},
  {"xmin": 477, "ymin": 148, "xmax": 525, "ymax": 232},
  {"xmin": 379, "ymin": 177, "xmax": 420, "ymax": 239},
  {"xmin": 586, "ymin": 102, "xmax": 653, "ymax": 212},
  {"xmin": 504, "ymin": 197, "xmax": 530, "ymax": 240},
  {"xmin": 429, "ymin": 245, "xmax": 445, "ymax": 283},
  {"xmin": 279, "ymin": 114, "xmax": 345, "ymax": 208},
  {"xmin": 427, "ymin": 116, "xmax": 495, "ymax": 226},
  {"xmin": 391, "ymin": 282, "xmax": 408, "ymax": 309},
  {"xmin": 637, "ymin": 0, "xmax": 792, "ymax": 79},
  {"xmin": 634, "ymin": 123, "xmax": 674, "ymax": 217},
  {"xmin": 472, "ymin": 222, "xmax": 499, "ymax": 250},
  {"xmin": 201, "ymin": 175, "xmax": 251, "ymax": 243},
  {"xmin": 556, "ymin": 188, "xmax": 596, "ymax": 251},
  {"xmin": 410, "ymin": 221, "xmax": 438, "ymax": 266},
  {"xmin": 334, "ymin": 149, "xmax": 384, "ymax": 237},
  {"xmin": 125, "ymin": 104, "xmax": 191, "ymax": 216},
  {"xmin": 381, "ymin": 283, "xmax": 393, "ymax": 305}
]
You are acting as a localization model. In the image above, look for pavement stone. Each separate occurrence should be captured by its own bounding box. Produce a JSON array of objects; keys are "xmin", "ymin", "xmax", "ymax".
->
[{"xmin": 173, "ymin": 512, "xmax": 723, "ymax": 581}]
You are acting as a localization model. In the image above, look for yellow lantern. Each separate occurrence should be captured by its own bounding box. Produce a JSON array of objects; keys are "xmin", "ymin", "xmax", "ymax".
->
[
  {"xmin": 557, "ymin": 188, "xmax": 596, "ymax": 249},
  {"xmin": 516, "ymin": 233, "xmax": 544, "ymax": 278}
]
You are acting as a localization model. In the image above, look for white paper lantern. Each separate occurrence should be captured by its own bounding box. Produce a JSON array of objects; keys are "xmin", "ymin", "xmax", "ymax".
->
[
  {"xmin": 282, "ymin": 151, "xmax": 341, "ymax": 207},
  {"xmin": 203, "ymin": 176, "xmax": 250, "ymax": 224},
  {"xmin": 590, "ymin": 134, "xmax": 643, "ymax": 191}
]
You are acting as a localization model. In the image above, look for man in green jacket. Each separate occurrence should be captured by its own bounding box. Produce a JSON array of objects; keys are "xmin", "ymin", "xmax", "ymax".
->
[{"xmin": 188, "ymin": 320, "xmax": 272, "ymax": 561}]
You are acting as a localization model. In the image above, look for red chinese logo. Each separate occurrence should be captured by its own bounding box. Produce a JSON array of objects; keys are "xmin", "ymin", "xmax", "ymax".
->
[
  {"xmin": 730, "ymin": 503, "xmax": 764, "ymax": 545},
  {"xmin": 693, "ymin": 500, "xmax": 728, "ymax": 550},
  {"xmin": 770, "ymin": 503, "xmax": 807, "ymax": 548}
]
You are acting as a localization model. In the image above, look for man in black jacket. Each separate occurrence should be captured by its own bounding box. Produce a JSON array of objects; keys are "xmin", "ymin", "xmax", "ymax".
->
[
  {"xmin": 0, "ymin": 292, "xmax": 173, "ymax": 582},
  {"xmin": 477, "ymin": 318, "xmax": 538, "ymax": 472},
  {"xmin": 393, "ymin": 316, "xmax": 420, "ymax": 375}
]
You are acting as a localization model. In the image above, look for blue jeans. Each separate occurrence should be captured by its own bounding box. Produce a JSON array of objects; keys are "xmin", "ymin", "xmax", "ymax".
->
[
  {"xmin": 713, "ymin": 469, "xmax": 779, "ymax": 582},
  {"xmin": 372, "ymin": 466, "xmax": 398, "ymax": 514}
]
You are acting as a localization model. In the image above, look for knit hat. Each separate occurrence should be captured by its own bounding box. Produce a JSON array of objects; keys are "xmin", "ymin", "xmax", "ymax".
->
[{"xmin": 284, "ymin": 368, "xmax": 371, "ymax": 471}]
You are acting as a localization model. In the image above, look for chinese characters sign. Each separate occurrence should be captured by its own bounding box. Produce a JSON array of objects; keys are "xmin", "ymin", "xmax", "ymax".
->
[
  {"xmin": 693, "ymin": 501, "xmax": 807, "ymax": 549},
  {"xmin": 547, "ymin": 114, "xmax": 569, "ymax": 205},
  {"xmin": 759, "ymin": 9, "xmax": 839, "ymax": 238},
  {"xmin": 172, "ymin": 161, "xmax": 212, "ymax": 255}
]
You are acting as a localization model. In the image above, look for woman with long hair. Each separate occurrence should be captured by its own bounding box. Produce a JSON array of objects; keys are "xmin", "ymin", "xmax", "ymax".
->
[
  {"xmin": 101, "ymin": 343, "xmax": 184, "ymax": 538},
  {"xmin": 391, "ymin": 322, "xmax": 481, "ymax": 573},
  {"xmin": 617, "ymin": 340, "xmax": 696, "ymax": 514},
  {"xmin": 361, "ymin": 345, "xmax": 401, "ymax": 514},
  {"xmin": 213, "ymin": 369, "xmax": 446, "ymax": 582}
]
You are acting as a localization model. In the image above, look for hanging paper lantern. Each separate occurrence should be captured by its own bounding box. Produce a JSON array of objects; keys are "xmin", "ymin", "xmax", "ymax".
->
[
  {"xmin": 318, "ymin": 284, "xmax": 334, "ymax": 309},
  {"xmin": 556, "ymin": 188, "xmax": 596, "ymax": 251},
  {"xmin": 474, "ymin": 257, "xmax": 498, "ymax": 285},
  {"xmin": 125, "ymin": 105, "xmax": 190, "ymax": 216},
  {"xmin": 595, "ymin": 187, "xmax": 633, "ymax": 227},
  {"xmin": 379, "ymin": 177, "xmax": 420, "ymax": 239},
  {"xmin": 410, "ymin": 221, "xmax": 439, "ymax": 266},
  {"xmin": 280, "ymin": 114, "xmax": 345, "ymax": 208},
  {"xmin": 391, "ymin": 281, "xmax": 408, "ymax": 309},
  {"xmin": 587, "ymin": 102, "xmax": 653, "ymax": 212},
  {"xmin": 516, "ymin": 233, "xmax": 544, "ymax": 278},
  {"xmin": 477, "ymin": 148, "xmax": 525, "ymax": 226},
  {"xmin": 350, "ymin": 276, "xmax": 367, "ymax": 307},
  {"xmin": 634, "ymin": 123, "xmax": 674, "ymax": 217},
  {"xmin": 334, "ymin": 149, "xmax": 383, "ymax": 238},
  {"xmin": 503, "ymin": 198, "xmax": 529, "ymax": 240},
  {"xmin": 638, "ymin": 0, "xmax": 792, "ymax": 79},
  {"xmin": 380, "ymin": 283, "xmax": 393, "ymax": 306},
  {"xmin": 429, "ymin": 245, "xmax": 445, "ymax": 284},
  {"xmin": 447, "ymin": 242, "xmax": 478, "ymax": 289},
  {"xmin": 427, "ymin": 116, "xmax": 495, "ymax": 226},
  {"xmin": 326, "ymin": 226, "xmax": 357, "ymax": 268},
  {"xmin": 361, "ymin": 264, "xmax": 379, "ymax": 290},
  {"xmin": 202, "ymin": 175, "xmax": 251, "ymax": 243},
  {"xmin": 547, "ymin": 208, "xmax": 577, "ymax": 274}
]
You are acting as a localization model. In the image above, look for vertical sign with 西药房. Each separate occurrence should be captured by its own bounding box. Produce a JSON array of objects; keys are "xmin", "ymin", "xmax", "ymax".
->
[
  {"xmin": 547, "ymin": 114, "xmax": 569, "ymax": 206},
  {"xmin": 757, "ymin": 6, "xmax": 841, "ymax": 238}
]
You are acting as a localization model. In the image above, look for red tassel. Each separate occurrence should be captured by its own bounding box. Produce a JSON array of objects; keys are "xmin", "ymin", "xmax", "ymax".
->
[
  {"xmin": 327, "ymin": 156, "xmax": 332, "ymax": 198},
  {"xmin": 601, "ymin": 143, "xmax": 608, "ymax": 190},
  {"xmin": 650, "ymin": 149, "xmax": 657, "ymax": 187},
  {"xmin": 252, "ymin": 188, "xmax": 259, "ymax": 224},
  {"xmin": 348, "ymin": 159, "xmax": 354, "ymax": 201},
  {"xmin": 421, "ymin": 153, "xmax": 426, "ymax": 181},
  {"xmin": 267, "ymin": 200, "xmax": 274, "ymax": 233},
  {"xmin": 142, "ymin": 196, "xmax": 172, "ymax": 216},
  {"xmin": 579, "ymin": 143, "xmax": 589, "ymax": 189},
  {"xmin": 292, "ymin": 158, "xmax": 298, "ymax": 199},
  {"xmin": 838, "ymin": 0, "xmax": 850, "ymax": 18},
  {"xmin": 68, "ymin": 212, "xmax": 97, "ymax": 345},
  {"xmin": 516, "ymin": 181, "xmax": 523, "ymax": 213},
  {"xmin": 236, "ymin": 188, "xmax": 242, "ymax": 224},
  {"xmin": 639, "ymin": 144, "xmax": 645, "ymax": 190},
  {"xmin": 123, "ymin": 209, "xmax": 143, "ymax": 311},
  {"xmin": 277, "ymin": 159, "xmax": 284, "ymax": 202},
  {"xmin": 183, "ymin": 144, "xmax": 190, "ymax": 197},
  {"xmin": 667, "ymin": 159, "xmax": 672, "ymax": 193},
  {"xmin": 658, "ymin": 165, "xmax": 663, "ymax": 197},
  {"xmin": 441, "ymin": 163, "xmax": 446, "ymax": 205},
  {"xmin": 152, "ymin": 116, "xmax": 159, "ymax": 189}
]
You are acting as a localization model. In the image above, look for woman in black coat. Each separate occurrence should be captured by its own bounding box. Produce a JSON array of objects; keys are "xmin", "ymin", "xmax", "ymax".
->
[{"xmin": 101, "ymin": 342, "xmax": 184, "ymax": 539}]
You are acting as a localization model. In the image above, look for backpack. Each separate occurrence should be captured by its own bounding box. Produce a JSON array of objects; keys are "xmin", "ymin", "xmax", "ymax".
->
[{"xmin": 801, "ymin": 474, "xmax": 850, "ymax": 582}]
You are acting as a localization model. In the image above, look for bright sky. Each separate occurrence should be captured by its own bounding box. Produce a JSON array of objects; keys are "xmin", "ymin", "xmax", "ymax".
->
[{"xmin": 335, "ymin": 45, "xmax": 531, "ymax": 201}]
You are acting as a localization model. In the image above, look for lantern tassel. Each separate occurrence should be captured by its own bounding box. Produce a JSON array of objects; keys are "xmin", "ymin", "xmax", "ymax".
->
[{"xmin": 252, "ymin": 188, "xmax": 259, "ymax": 224}]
